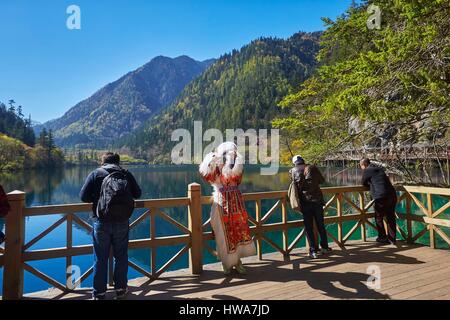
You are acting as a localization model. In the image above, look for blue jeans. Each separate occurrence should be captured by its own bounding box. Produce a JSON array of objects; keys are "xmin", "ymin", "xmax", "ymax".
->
[{"xmin": 92, "ymin": 220, "xmax": 129, "ymax": 296}]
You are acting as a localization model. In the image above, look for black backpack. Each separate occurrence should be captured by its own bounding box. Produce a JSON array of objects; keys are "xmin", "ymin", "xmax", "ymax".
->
[{"xmin": 96, "ymin": 168, "xmax": 135, "ymax": 221}]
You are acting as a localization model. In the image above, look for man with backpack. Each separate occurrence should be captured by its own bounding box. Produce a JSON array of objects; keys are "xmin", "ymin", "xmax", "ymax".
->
[
  {"xmin": 0, "ymin": 184, "xmax": 11, "ymax": 245},
  {"xmin": 80, "ymin": 152, "xmax": 142, "ymax": 300},
  {"xmin": 289, "ymin": 155, "xmax": 331, "ymax": 259},
  {"xmin": 360, "ymin": 158, "xmax": 397, "ymax": 245}
]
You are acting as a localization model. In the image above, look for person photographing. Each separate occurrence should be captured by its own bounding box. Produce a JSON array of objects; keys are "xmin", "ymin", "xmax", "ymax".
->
[{"xmin": 289, "ymin": 155, "xmax": 331, "ymax": 259}]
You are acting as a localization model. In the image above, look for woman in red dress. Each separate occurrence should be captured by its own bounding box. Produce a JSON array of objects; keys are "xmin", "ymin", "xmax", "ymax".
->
[{"xmin": 199, "ymin": 142, "xmax": 256, "ymax": 274}]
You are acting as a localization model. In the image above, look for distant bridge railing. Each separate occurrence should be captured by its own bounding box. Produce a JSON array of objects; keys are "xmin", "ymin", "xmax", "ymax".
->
[
  {"xmin": 325, "ymin": 145, "xmax": 450, "ymax": 161},
  {"xmin": 0, "ymin": 184, "xmax": 449, "ymax": 300}
]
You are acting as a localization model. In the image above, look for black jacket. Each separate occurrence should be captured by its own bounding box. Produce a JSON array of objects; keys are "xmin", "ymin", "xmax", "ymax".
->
[
  {"xmin": 80, "ymin": 164, "xmax": 142, "ymax": 219},
  {"xmin": 361, "ymin": 165, "xmax": 396, "ymax": 200},
  {"xmin": 289, "ymin": 164, "xmax": 326, "ymax": 205}
]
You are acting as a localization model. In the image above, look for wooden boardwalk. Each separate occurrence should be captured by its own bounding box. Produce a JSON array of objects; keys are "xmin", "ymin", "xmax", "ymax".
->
[{"xmin": 25, "ymin": 241, "xmax": 450, "ymax": 300}]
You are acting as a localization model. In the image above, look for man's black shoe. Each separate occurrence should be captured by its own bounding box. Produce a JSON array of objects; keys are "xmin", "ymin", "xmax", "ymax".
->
[
  {"xmin": 321, "ymin": 247, "xmax": 332, "ymax": 254},
  {"xmin": 376, "ymin": 237, "xmax": 390, "ymax": 244},
  {"xmin": 115, "ymin": 288, "xmax": 129, "ymax": 300},
  {"xmin": 92, "ymin": 293, "xmax": 106, "ymax": 300}
]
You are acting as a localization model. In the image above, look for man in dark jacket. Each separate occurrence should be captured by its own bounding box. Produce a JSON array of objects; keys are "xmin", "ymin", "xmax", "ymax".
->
[
  {"xmin": 80, "ymin": 152, "xmax": 141, "ymax": 300},
  {"xmin": 290, "ymin": 155, "xmax": 331, "ymax": 259},
  {"xmin": 360, "ymin": 158, "xmax": 397, "ymax": 244}
]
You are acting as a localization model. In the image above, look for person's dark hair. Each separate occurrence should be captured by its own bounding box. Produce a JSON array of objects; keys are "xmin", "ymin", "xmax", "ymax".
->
[
  {"xmin": 360, "ymin": 158, "xmax": 371, "ymax": 167},
  {"xmin": 101, "ymin": 152, "xmax": 120, "ymax": 165}
]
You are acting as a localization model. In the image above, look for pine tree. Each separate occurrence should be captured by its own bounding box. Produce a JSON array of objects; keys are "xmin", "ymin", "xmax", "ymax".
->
[
  {"xmin": 48, "ymin": 129, "xmax": 55, "ymax": 151},
  {"xmin": 0, "ymin": 100, "xmax": 35, "ymax": 147},
  {"xmin": 39, "ymin": 129, "xmax": 48, "ymax": 148},
  {"xmin": 8, "ymin": 99, "xmax": 15, "ymax": 113},
  {"xmin": 17, "ymin": 105, "xmax": 24, "ymax": 119}
]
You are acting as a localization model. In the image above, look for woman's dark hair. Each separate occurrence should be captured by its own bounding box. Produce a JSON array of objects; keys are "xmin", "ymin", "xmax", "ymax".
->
[
  {"xmin": 360, "ymin": 158, "xmax": 371, "ymax": 167},
  {"xmin": 101, "ymin": 152, "xmax": 120, "ymax": 165}
]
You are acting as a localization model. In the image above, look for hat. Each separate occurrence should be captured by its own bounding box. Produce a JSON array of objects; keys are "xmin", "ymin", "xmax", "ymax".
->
[{"xmin": 292, "ymin": 155, "xmax": 305, "ymax": 165}]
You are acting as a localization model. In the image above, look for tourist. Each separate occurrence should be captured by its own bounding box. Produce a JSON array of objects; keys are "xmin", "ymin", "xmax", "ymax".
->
[
  {"xmin": 360, "ymin": 158, "xmax": 397, "ymax": 244},
  {"xmin": 289, "ymin": 155, "xmax": 331, "ymax": 259},
  {"xmin": 0, "ymin": 184, "xmax": 10, "ymax": 245},
  {"xmin": 80, "ymin": 152, "xmax": 142, "ymax": 300},
  {"xmin": 199, "ymin": 142, "xmax": 256, "ymax": 275}
]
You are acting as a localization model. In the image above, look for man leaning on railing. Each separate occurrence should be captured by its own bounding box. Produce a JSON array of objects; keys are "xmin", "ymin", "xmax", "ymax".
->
[
  {"xmin": 360, "ymin": 158, "xmax": 397, "ymax": 245},
  {"xmin": 80, "ymin": 152, "xmax": 142, "ymax": 300}
]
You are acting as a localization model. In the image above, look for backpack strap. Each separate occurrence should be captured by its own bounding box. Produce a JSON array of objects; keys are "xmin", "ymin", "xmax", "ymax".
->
[{"xmin": 291, "ymin": 168, "xmax": 301, "ymax": 191}]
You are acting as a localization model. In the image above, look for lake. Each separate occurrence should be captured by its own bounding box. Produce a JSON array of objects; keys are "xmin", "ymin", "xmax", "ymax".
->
[{"xmin": 0, "ymin": 165, "xmax": 448, "ymax": 294}]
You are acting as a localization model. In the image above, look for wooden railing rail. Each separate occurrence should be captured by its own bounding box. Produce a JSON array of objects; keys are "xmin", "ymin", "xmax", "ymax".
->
[{"xmin": 0, "ymin": 184, "xmax": 449, "ymax": 300}]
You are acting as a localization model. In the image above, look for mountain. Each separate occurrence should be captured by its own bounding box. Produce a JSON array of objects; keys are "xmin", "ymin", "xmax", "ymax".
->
[
  {"xmin": 120, "ymin": 32, "xmax": 321, "ymax": 162},
  {"xmin": 36, "ymin": 55, "xmax": 215, "ymax": 148}
]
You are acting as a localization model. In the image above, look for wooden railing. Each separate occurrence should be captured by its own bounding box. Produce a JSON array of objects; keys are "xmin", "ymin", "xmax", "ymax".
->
[{"xmin": 0, "ymin": 184, "xmax": 449, "ymax": 300}]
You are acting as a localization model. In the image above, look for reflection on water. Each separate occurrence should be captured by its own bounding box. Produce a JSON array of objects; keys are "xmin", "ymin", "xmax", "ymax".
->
[{"xmin": 0, "ymin": 165, "xmax": 448, "ymax": 294}]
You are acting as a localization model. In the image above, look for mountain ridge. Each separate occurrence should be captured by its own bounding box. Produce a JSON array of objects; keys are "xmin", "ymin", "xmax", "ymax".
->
[
  {"xmin": 120, "ymin": 31, "xmax": 322, "ymax": 162},
  {"xmin": 35, "ymin": 55, "xmax": 216, "ymax": 148}
]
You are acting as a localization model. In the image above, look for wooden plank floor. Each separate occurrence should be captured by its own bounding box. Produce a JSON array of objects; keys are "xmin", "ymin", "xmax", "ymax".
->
[{"xmin": 25, "ymin": 241, "xmax": 450, "ymax": 300}]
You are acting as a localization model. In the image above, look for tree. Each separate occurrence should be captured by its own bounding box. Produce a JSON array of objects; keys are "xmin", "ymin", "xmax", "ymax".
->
[
  {"xmin": 17, "ymin": 105, "xmax": 24, "ymax": 119},
  {"xmin": 0, "ymin": 100, "xmax": 35, "ymax": 147},
  {"xmin": 8, "ymin": 99, "xmax": 15, "ymax": 113},
  {"xmin": 39, "ymin": 128, "xmax": 48, "ymax": 148},
  {"xmin": 0, "ymin": 100, "xmax": 63, "ymax": 170},
  {"xmin": 48, "ymin": 129, "xmax": 55, "ymax": 150},
  {"xmin": 274, "ymin": 0, "xmax": 450, "ymax": 185}
]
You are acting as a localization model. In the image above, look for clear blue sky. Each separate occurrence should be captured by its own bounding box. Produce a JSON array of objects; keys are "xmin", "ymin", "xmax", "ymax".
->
[{"xmin": 0, "ymin": 0, "xmax": 354, "ymax": 123}]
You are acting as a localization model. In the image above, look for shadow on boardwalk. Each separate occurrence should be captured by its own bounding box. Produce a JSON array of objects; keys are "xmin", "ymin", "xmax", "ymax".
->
[{"xmin": 24, "ymin": 241, "xmax": 441, "ymax": 300}]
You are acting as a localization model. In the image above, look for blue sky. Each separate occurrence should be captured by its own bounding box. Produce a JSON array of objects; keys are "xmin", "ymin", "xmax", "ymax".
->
[{"xmin": 0, "ymin": 0, "xmax": 354, "ymax": 123}]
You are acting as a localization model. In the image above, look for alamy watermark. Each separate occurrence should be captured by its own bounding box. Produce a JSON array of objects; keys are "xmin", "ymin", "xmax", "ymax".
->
[
  {"xmin": 66, "ymin": 5, "xmax": 81, "ymax": 30},
  {"xmin": 171, "ymin": 121, "xmax": 280, "ymax": 175},
  {"xmin": 66, "ymin": 264, "xmax": 81, "ymax": 290},
  {"xmin": 366, "ymin": 264, "xmax": 381, "ymax": 289},
  {"xmin": 367, "ymin": 4, "xmax": 382, "ymax": 30}
]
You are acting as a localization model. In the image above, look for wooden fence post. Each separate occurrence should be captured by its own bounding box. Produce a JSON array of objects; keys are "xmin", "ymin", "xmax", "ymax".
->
[
  {"xmin": 281, "ymin": 198, "xmax": 289, "ymax": 256},
  {"xmin": 406, "ymin": 195, "xmax": 413, "ymax": 244},
  {"xmin": 3, "ymin": 191, "xmax": 26, "ymax": 300},
  {"xmin": 188, "ymin": 183, "xmax": 203, "ymax": 274},
  {"xmin": 359, "ymin": 192, "xmax": 367, "ymax": 242},
  {"xmin": 255, "ymin": 199, "xmax": 263, "ymax": 260},
  {"xmin": 427, "ymin": 192, "xmax": 436, "ymax": 249},
  {"xmin": 337, "ymin": 193, "xmax": 343, "ymax": 245}
]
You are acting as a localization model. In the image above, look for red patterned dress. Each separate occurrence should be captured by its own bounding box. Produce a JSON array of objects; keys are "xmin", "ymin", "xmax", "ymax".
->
[{"xmin": 200, "ymin": 144, "xmax": 256, "ymax": 268}]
